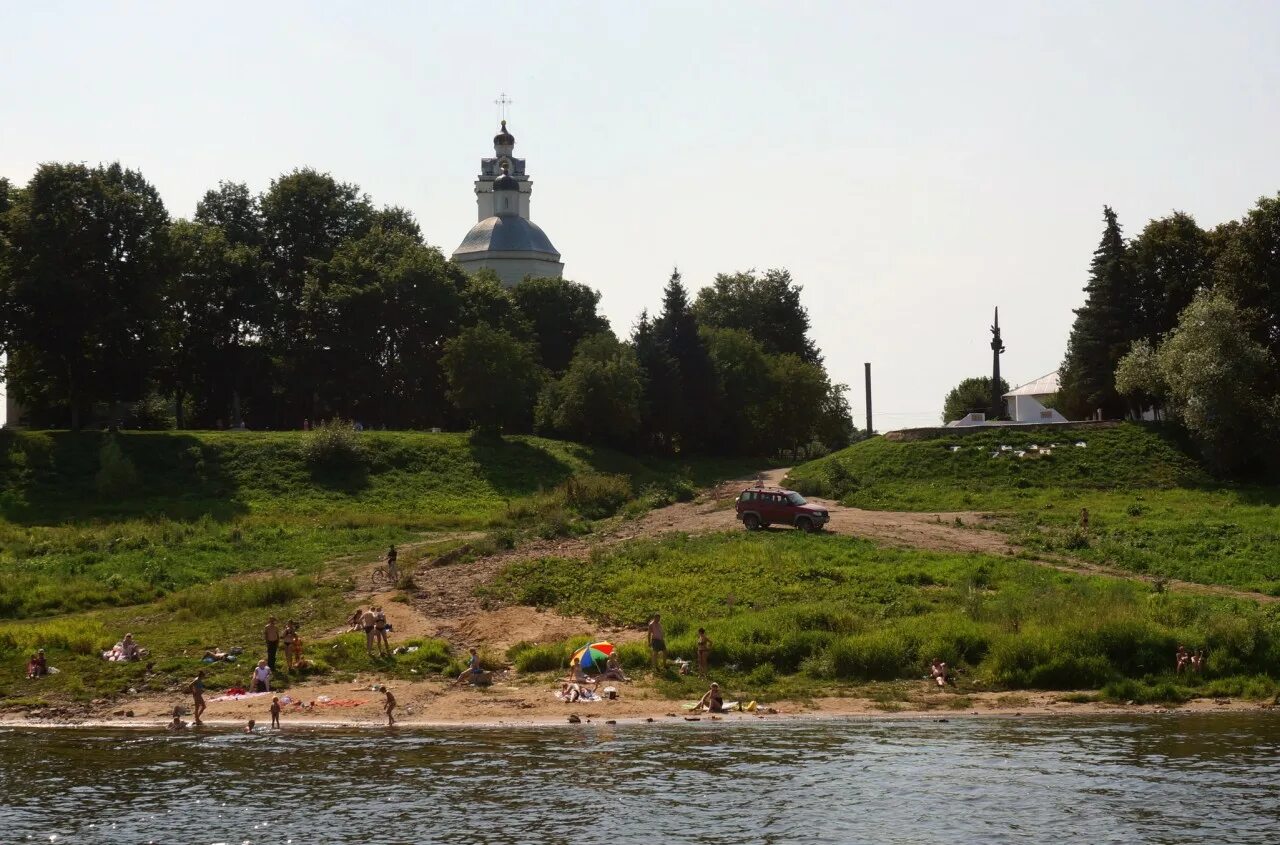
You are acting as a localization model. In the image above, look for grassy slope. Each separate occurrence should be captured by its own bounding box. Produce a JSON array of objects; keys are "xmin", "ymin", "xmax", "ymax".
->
[
  {"xmin": 788, "ymin": 423, "xmax": 1280, "ymax": 595},
  {"xmin": 0, "ymin": 429, "xmax": 753, "ymax": 616},
  {"xmin": 0, "ymin": 429, "xmax": 756, "ymax": 706},
  {"xmin": 487, "ymin": 532, "xmax": 1280, "ymax": 704}
]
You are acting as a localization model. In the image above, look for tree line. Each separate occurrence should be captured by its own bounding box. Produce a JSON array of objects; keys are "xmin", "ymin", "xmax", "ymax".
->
[
  {"xmin": 0, "ymin": 163, "xmax": 855, "ymax": 456},
  {"xmin": 1059, "ymin": 198, "xmax": 1280, "ymax": 474}
]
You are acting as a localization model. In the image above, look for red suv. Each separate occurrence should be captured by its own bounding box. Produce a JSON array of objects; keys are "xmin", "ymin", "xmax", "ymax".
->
[{"xmin": 735, "ymin": 486, "xmax": 830, "ymax": 532}]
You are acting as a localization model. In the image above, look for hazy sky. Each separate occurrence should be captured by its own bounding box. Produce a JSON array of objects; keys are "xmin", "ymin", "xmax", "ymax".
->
[{"xmin": 3, "ymin": 1, "xmax": 1279, "ymax": 429}]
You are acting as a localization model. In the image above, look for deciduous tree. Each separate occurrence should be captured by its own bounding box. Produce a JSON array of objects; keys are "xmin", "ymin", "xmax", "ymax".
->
[
  {"xmin": 0, "ymin": 163, "xmax": 170, "ymax": 428},
  {"xmin": 441, "ymin": 323, "xmax": 541, "ymax": 433},
  {"xmin": 941, "ymin": 376, "xmax": 1009, "ymax": 424}
]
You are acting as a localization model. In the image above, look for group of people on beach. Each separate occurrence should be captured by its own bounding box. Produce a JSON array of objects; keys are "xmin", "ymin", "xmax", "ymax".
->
[
  {"xmin": 348, "ymin": 606, "xmax": 392, "ymax": 657},
  {"xmin": 263, "ymin": 617, "xmax": 305, "ymax": 671}
]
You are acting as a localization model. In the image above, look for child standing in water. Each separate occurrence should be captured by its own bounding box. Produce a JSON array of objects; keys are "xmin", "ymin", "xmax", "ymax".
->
[
  {"xmin": 269, "ymin": 696, "xmax": 281, "ymax": 729},
  {"xmin": 381, "ymin": 686, "xmax": 396, "ymax": 726}
]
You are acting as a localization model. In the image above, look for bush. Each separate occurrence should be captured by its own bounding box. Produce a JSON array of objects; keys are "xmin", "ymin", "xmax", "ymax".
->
[
  {"xmin": 509, "ymin": 641, "xmax": 571, "ymax": 672},
  {"xmin": 300, "ymin": 419, "xmax": 366, "ymax": 467},
  {"xmin": 560, "ymin": 473, "xmax": 632, "ymax": 519},
  {"xmin": 96, "ymin": 438, "xmax": 139, "ymax": 497},
  {"xmin": 829, "ymin": 631, "xmax": 918, "ymax": 680}
]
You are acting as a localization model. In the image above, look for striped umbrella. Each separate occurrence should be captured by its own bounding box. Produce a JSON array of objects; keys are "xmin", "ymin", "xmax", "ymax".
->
[{"xmin": 571, "ymin": 641, "xmax": 615, "ymax": 671}]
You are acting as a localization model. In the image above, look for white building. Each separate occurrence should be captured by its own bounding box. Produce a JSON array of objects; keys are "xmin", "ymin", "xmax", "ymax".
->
[
  {"xmin": 1003, "ymin": 371, "xmax": 1068, "ymax": 423},
  {"xmin": 452, "ymin": 120, "xmax": 564, "ymax": 286}
]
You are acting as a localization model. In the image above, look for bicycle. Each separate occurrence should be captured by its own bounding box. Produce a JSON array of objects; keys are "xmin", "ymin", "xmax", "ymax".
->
[{"xmin": 371, "ymin": 562, "xmax": 400, "ymax": 585}]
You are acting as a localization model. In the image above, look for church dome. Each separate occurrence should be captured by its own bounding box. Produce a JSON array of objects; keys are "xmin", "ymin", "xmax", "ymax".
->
[
  {"xmin": 454, "ymin": 215, "xmax": 561, "ymax": 260},
  {"xmin": 493, "ymin": 120, "xmax": 515, "ymax": 146},
  {"xmin": 493, "ymin": 172, "xmax": 519, "ymax": 191}
]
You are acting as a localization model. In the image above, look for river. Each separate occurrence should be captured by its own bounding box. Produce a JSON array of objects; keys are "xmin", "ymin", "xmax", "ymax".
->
[{"xmin": 2, "ymin": 714, "xmax": 1277, "ymax": 843}]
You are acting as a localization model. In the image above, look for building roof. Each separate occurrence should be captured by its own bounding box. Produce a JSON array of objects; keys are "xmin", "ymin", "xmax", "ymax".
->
[
  {"xmin": 453, "ymin": 215, "xmax": 561, "ymax": 259},
  {"xmin": 1003, "ymin": 371, "xmax": 1060, "ymax": 398}
]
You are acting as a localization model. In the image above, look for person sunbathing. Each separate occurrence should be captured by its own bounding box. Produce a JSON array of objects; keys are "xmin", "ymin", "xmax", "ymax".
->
[
  {"xmin": 602, "ymin": 653, "xmax": 627, "ymax": 682},
  {"xmin": 565, "ymin": 657, "xmax": 596, "ymax": 685},
  {"xmin": 454, "ymin": 648, "xmax": 487, "ymax": 686},
  {"xmin": 120, "ymin": 633, "xmax": 141, "ymax": 661},
  {"xmin": 26, "ymin": 650, "xmax": 48, "ymax": 679},
  {"xmin": 696, "ymin": 682, "xmax": 725, "ymax": 713}
]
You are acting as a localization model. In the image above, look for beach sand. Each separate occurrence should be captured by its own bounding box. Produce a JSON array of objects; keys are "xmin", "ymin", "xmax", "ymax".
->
[{"xmin": 6, "ymin": 676, "xmax": 1273, "ymax": 730}]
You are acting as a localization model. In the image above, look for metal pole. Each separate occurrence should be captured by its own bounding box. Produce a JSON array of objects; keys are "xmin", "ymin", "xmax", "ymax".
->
[{"xmin": 864, "ymin": 362, "xmax": 873, "ymax": 435}]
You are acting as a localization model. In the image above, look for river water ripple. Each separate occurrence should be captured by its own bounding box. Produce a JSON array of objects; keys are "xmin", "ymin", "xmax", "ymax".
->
[{"xmin": 2, "ymin": 713, "xmax": 1278, "ymax": 843}]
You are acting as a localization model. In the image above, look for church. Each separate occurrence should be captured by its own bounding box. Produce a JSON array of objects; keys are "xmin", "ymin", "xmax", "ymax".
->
[{"xmin": 452, "ymin": 119, "xmax": 564, "ymax": 286}]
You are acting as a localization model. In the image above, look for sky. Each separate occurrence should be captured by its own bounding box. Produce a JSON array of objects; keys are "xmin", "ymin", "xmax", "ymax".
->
[{"xmin": 3, "ymin": 1, "xmax": 1280, "ymax": 430}]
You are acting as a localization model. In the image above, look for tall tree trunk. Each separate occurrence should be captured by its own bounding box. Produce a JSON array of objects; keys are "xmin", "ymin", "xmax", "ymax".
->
[
  {"xmin": 231, "ymin": 390, "xmax": 242, "ymax": 429},
  {"xmin": 174, "ymin": 388, "xmax": 186, "ymax": 430}
]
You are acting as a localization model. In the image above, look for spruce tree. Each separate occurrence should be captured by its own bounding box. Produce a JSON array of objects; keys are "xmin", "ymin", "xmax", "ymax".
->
[
  {"xmin": 652, "ymin": 269, "xmax": 721, "ymax": 453},
  {"xmin": 1058, "ymin": 206, "xmax": 1138, "ymax": 419}
]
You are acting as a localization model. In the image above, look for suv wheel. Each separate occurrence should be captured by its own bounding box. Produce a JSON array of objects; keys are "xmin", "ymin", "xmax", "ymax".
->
[
  {"xmin": 743, "ymin": 513, "xmax": 761, "ymax": 531},
  {"xmin": 795, "ymin": 517, "xmax": 814, "ymax": 533}
]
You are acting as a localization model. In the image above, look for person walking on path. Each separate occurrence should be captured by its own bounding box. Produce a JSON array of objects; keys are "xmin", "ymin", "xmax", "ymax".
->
[
  {"xmin": 647, "ymin": 614, "xmax": 666, "ymax": 672},
  {"xmin": 264, "ymin": 617, "xmax": 280, "ymax": 671},
  {"xmin": 696, "ymin": 628, "xmax": 712, "ymax": 676},
  {"xmin": 188, "ymin": 670, "xmax": 207, "ymax": 725}
]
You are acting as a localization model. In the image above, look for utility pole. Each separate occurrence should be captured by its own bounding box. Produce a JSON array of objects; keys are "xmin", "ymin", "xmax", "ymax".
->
[{"xmin": 864, "ymin": 362, "xmax": 873, "ymax": 436}]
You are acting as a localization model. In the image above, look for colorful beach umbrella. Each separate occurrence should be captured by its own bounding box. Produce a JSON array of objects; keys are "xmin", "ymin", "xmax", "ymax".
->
[{"xmin": 571, "ymin": 641, "xmax": 614, "ymax": 671}]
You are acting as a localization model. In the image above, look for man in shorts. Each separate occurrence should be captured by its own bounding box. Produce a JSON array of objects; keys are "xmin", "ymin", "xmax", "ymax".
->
[
  {"xmin": 647, "ymin": 614, "xmax": 666, "ymax": 671},
  {"xmin": 264, "ymin": 617, "xmax": 280, "ymax": 670}
]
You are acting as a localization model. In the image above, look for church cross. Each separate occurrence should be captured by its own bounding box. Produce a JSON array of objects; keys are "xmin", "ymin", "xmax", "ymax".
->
[{"xmin": 494, "ymin": 93, "xmax": 514, "ymax": 122}]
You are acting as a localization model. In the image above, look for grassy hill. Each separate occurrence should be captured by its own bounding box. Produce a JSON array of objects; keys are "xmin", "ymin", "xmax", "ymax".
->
[
  {"xmin": 790, "ymin": 423, "xmax": 1280, "ymax": 596},
  {"xmin": 788, "ymin": 422, "xmax": 1207, "ymax": 509},
  {"xmin": 0, "ymin": 429, "xmax": 751, "ymax": 617}
]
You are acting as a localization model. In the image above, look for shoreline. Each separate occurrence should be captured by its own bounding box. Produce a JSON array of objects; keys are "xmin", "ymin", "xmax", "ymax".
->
[{"xmin": 4, "ymin": 689, "xmax": 1274, "ymax": 732}]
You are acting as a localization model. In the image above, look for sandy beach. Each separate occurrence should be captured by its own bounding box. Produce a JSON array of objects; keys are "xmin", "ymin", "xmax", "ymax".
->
[{"xmin": 6, "ymin": 675, "xmax": 1274, "ymax": 731}]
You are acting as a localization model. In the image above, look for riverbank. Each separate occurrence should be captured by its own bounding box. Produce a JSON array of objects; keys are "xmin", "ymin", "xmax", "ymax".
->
[{"xmin": 6, "ymin": 676, "xmax": 1276, "ymax": 731}]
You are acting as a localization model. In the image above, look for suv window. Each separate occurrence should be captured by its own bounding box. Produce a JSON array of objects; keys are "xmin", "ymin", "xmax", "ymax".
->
[
  {"xmin": 786, "ymin": 492, "xmax": 807, "ymax": 506},
  {"xmin": 742, "ymin": 491, "xmax": 756, "ymax": 502}
]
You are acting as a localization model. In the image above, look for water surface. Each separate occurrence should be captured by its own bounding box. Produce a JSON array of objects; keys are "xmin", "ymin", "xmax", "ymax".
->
[{"xmin": 2, "ymin": 714, "xmax": 1278, "ymax": 843}]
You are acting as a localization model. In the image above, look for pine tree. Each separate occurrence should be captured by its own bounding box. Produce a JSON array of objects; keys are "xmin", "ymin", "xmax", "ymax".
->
[
  {"xmin": 652, "ymin": 269, "xmax": 721, "ymax": 452},
  {"xmin": 1058, "ymin": 207, "xmax": 1139, "ymax": 419}
]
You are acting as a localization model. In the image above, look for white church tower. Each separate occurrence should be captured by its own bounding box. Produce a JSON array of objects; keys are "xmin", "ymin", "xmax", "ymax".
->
[{"xmin": 452, "ymin": 119, "xmax": 564, "ymax": 286}]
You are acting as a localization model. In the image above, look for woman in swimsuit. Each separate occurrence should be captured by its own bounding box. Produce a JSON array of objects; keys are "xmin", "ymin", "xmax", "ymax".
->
[
  {"xmin": 697, "ymin": 682, "xmax": 724, "ymax": 713},
  {"xmin": 696, "ymin": 628, "xmax": 712, "ymax": 676}
]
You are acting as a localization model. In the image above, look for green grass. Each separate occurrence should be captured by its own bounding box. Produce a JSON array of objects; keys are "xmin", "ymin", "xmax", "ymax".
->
[
  {"xmin": 788, "ymin": 423, "xmax": 1207, "ymax": 510},
  {"xmin": 0, "ymin": 429, "xmax": 757, "ymax": 617},
  {"xmin": 788, "ymin": 423, "xmax": 1280, "ymax": 594},
  {"xmin": 483, "ymin": 531, "xmax": 1280, "ymax": 700}
]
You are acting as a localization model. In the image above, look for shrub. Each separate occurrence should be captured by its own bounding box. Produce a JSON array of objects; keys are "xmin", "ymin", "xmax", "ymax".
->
[
  {"xmin": 300, "ymin": 419, "xmax": 366, "ymax": 467},
  {"xmin": 560, "ymin": 473, "xmax": 632, "ymax": 519},
  {"xmin": 509, "ymin": 642, "xmax": 571, "ymax": 672},
  {"xmin": 96, "ymin": 438, "xmax": 140, "ymax": 497},
  {"xmin": 829, "ymin": 630, "xmax": 918, "ymax": 680}
]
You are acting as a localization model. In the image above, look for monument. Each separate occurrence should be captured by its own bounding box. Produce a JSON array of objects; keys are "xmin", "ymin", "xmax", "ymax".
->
[{"xmin": 990, "ymin": 307, "xmax": 1006, "ymax": 420}]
